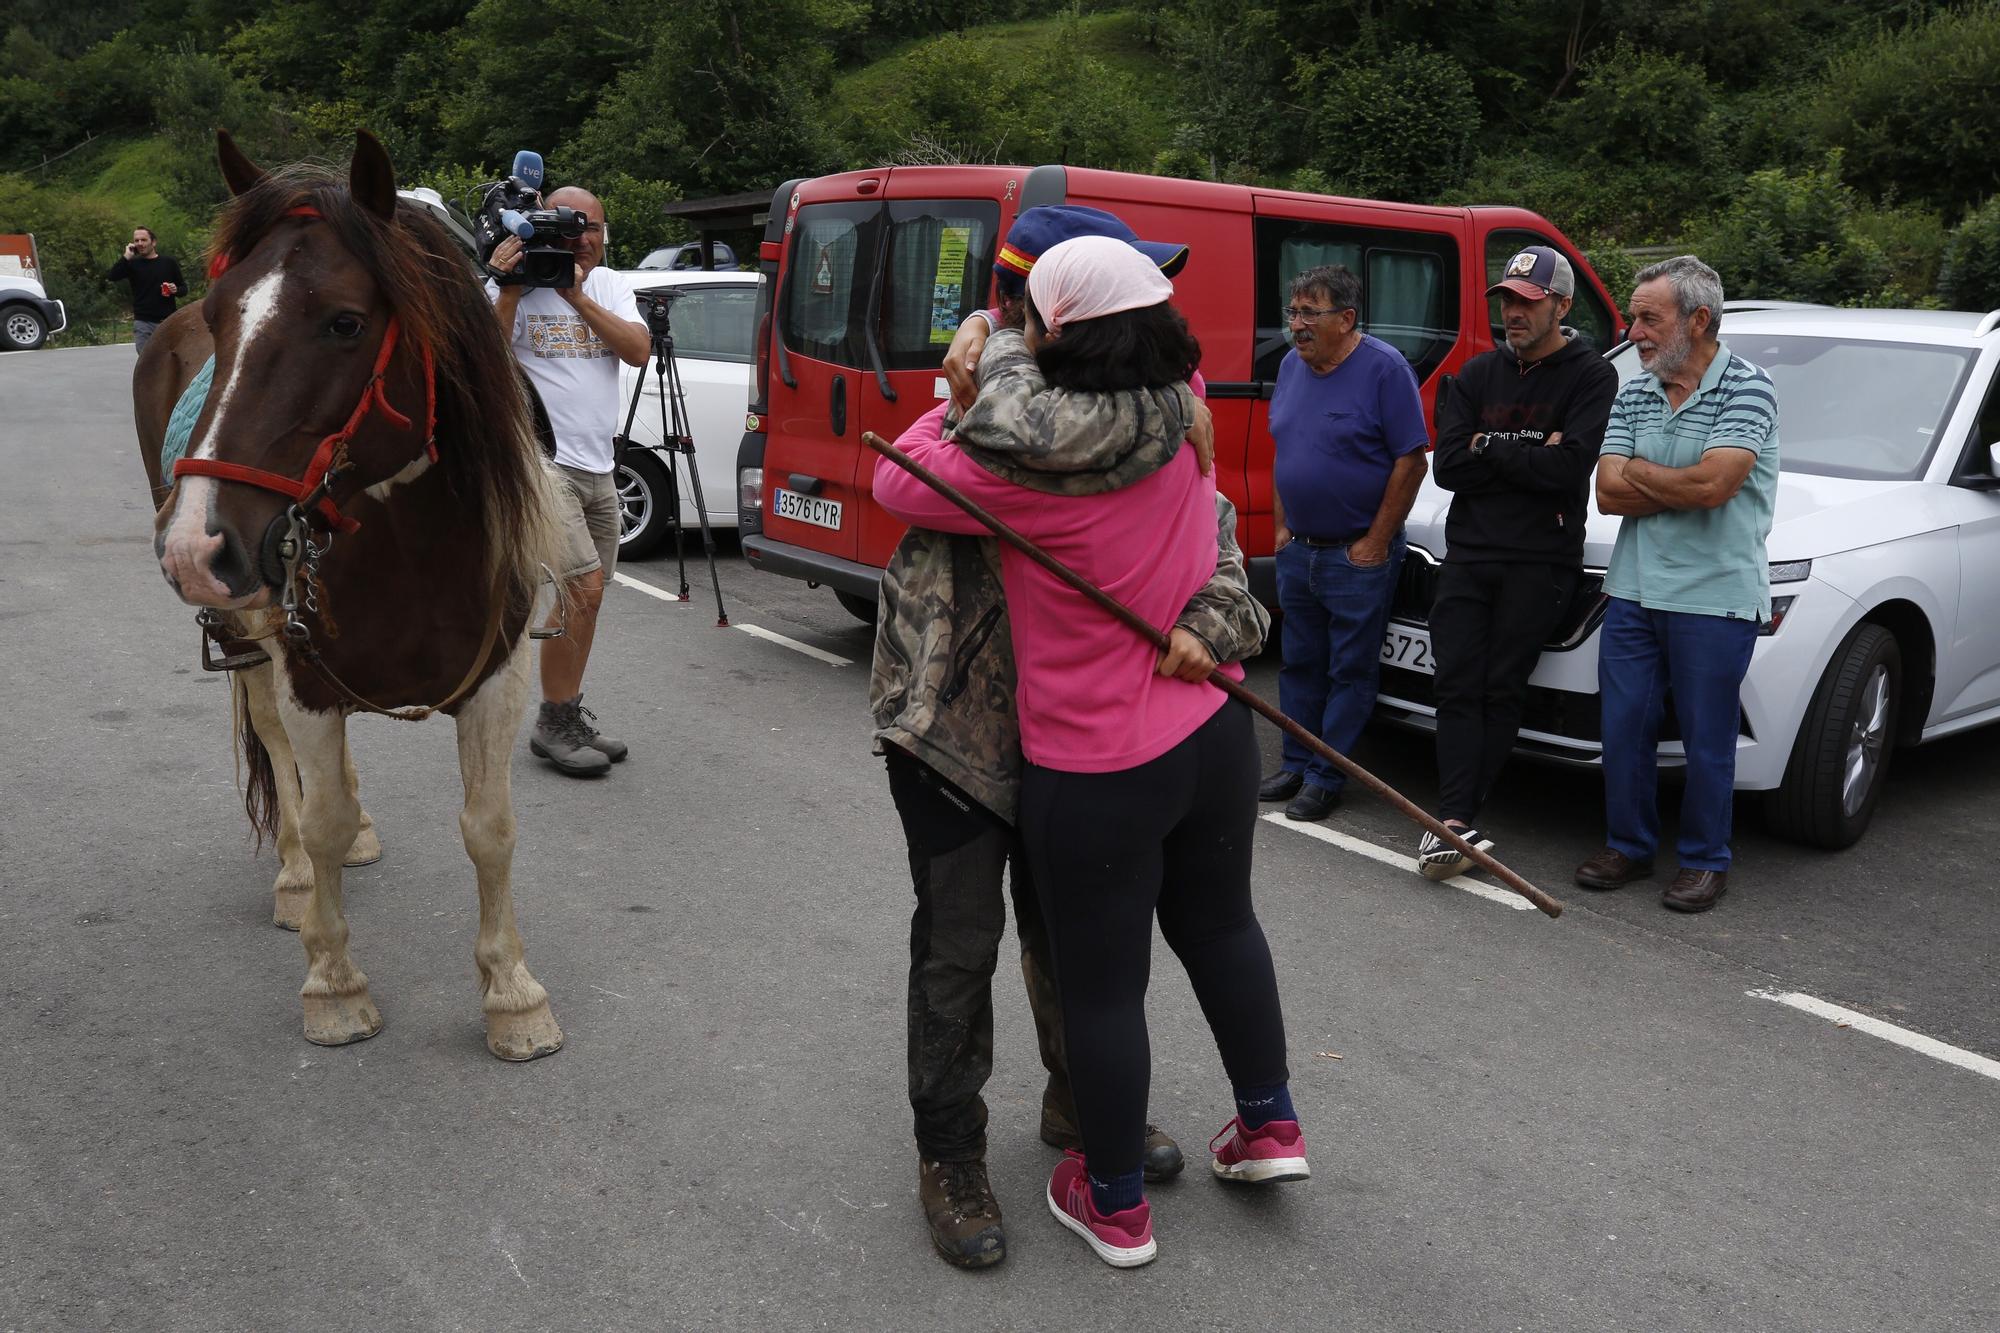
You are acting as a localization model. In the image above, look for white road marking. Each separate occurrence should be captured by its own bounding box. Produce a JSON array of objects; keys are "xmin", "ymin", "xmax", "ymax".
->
[
  {"xmin": 1258, "ymin": 812, "xmax": 1533, "ymax": 911},
  {"xmin": 1747, "ymin": 988, "xmax": 2000, "ymax": 1083},
  {"xmin": 612, "ymin": 570, "xmax": 853, "ymax": 667}
]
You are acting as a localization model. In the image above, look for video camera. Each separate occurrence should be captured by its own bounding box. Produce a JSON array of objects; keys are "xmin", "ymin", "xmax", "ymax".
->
[{"xmin": 472, "ymin": 151, "xmax": 585, "ymax": 290}]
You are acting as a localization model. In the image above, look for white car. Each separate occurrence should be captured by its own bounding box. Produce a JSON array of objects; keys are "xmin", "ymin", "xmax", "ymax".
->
[
  {"xmin": 611, "ymin": 268, "xmax": 761, "ymax": 554},
  {"xmin": 1381, "ymin": 303, "xmax": 2000, "ymax": 848}
]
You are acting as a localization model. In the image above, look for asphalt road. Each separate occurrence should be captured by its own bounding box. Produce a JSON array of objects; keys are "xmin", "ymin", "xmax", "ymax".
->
[{"xmin": 3, "ymin": 344, "xmax": 1996, "ymax": 1332}]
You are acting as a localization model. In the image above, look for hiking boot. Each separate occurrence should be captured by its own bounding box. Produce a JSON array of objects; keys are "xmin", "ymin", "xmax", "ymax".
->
[
  {"xmin": 1209, "ymin": 1116, "xmax": 1311, "ymax": 1184},
  {"xmin": 918, "ymin": 1157, "xmax": 1007, "ymax": 1269},
  {"xmin": 570, "ymin": 696, "xmax": 627, "ymax": 762},
  {"xmin": 1040, "ymin": 1096, "xmax": 1185, "ymax": 1182},
  {"xmin": 1417, "ymin": 824, "xmax": 1493, "ymax": 881},
  {"xmin": 1046, "ymin": 1151, "xmax": 1156, "ymax": 1269},
  {"xmin": 529, "ymin": 698, "xmax": 611, "ymax": 777}
]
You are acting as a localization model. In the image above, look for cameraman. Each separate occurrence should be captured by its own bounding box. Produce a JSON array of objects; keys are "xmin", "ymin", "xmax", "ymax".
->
[{"xmin": 488, "ymin": 187, "xmax": 649, "ymax": 778}]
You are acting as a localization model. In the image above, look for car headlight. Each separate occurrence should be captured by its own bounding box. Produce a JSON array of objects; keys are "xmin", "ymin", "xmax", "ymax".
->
[
  {"xmin": 1770, "ymin": 559, "xmax": 1812, "ymax": 584},
  {"xmin": 1760, "ymin": 595, "xmax": 1796, "ymax": 636}
]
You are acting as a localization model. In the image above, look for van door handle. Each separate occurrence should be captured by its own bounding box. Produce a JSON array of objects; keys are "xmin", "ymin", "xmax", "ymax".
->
[{"xmin": 830, "ymin": 374, "xmax": 847, "ymax": 436}]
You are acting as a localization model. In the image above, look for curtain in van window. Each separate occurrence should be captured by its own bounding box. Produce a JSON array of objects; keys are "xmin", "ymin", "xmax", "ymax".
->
[
  {"xmin": 883, "ymin": 212, "xmax": 993, "ymax": 370},
  {"xmin": 784, "ymin": 212, "xmax": 865, "ymax": 362},
  {"xmin": 1365, "ymin": 249, "xmax": 1447, "ymax": 366},
  {"xmin": 1278, "ymin": 238, "xmax": 1363, "ymax": 309}
]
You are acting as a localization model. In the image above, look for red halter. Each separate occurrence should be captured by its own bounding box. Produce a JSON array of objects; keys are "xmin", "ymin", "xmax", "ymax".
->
[{"xmin": 175, "ymin": 206, "xmax": 438, "ymax": 534}]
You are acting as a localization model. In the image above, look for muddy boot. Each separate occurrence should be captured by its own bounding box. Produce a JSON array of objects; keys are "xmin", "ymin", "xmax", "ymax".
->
[
  {"xmin": 918, "ymin": 1157, "xmax": 1006, "ymax": 1269},
  {"xmin": 529, "ymin": 698, "xmax": 611, "ymax": 777},
  {"xmin": 571, "ymin": 694, "xmax": 627, "ymax": 763},
  {"xmin": 1040, "ymin": 1090, "xmax": 1186, "ymax": 1183}
]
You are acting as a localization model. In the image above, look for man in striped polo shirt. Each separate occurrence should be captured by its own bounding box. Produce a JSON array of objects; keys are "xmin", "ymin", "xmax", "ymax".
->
[{"xmin": 1576, "ymin": 256, "xmax": 1780, "ymax": 913}]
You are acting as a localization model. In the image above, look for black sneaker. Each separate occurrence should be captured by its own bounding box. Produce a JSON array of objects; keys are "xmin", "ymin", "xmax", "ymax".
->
[
  {"xmin": 1258, "ymin": 770, "xmax": 1304, "ymax": 802},
  {"xmin": 918, "ymin": 1157, "xmax": 1006, "ymax": 1269},
  {"xmin": 1284, "ymin": 784, "xmax": 1340, "ymax": 821},
  {"xmin": 1417, "ymin": 825, "xmax": 1493, "ymax": 881}
]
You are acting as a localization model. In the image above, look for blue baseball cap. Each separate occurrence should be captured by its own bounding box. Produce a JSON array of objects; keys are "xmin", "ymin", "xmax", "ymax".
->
[{"xmin": 993, "ymin": 205, "xmax": 1188, "ymax": 296}]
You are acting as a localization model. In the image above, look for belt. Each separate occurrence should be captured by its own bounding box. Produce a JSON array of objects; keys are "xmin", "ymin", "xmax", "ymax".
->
[{"xmin": 1296, "ymin": 532, "xmax": 1367, "ymax": 548}]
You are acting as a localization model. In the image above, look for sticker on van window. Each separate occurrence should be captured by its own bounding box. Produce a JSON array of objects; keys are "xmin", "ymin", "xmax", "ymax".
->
[
  {"xmin": 929, "ymin": 226, "xmax": 970, "ymax": 345},
  {"xmin": 812, "ymin": 245, "xmax": 835, "ymax": 295}
]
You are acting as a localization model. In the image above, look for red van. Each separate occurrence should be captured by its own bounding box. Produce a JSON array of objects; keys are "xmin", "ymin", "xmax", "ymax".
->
[{"xmin": 735, "ymin": 164, "xmax": 1624, "ymax": 617}]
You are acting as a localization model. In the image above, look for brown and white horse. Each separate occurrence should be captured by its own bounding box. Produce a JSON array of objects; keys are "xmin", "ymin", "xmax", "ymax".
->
[
  {"xmin": 136, "ymin": 307, "xmax": 384, "ymax": 932},
  {"xmin": 151, "ymin": 129, "xmax": 566, "ymax": 1059}
]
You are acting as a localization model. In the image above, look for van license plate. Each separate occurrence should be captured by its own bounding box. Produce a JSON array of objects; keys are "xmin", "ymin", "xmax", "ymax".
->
[
  {"xmin": 1380, "ymin": 625, "xmax": 1435, "ymax": 675},
  {"xmin": 773, "ymin": 488, "xmax": 843, "ymax": 531}
]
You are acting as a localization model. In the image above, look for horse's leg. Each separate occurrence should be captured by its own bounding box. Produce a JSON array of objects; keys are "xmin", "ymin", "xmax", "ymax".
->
[
  {"xmin": 281, "ymin": 699, "xmax": 383, "ymax": 1046},
  {"xmin": 240, "ymin": 662, "xmax": 313, "ymax": 931},
  {"xmin": 455, "ymin": 648, "xmax": 562, "ymax": 1061},
  {"xmin": 342, "ymin": 737, "xmax": 383, "ymax": 867}
]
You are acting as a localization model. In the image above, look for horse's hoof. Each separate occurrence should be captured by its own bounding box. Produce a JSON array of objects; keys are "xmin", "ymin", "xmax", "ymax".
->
[
  {"xmin": 485, "ymin": 1004, "xmax": 563, "ymax": 1061},
  {"xmin": 343, "ymin": 824, "xmax": 383, "ymax": 868},
  {"xmin": 272, "ymin": 883, "xmax": 308, "ymax": 932},
  {"xmin": 302, "ymin": 992, "xmax": 383, "ymax": 1046}
]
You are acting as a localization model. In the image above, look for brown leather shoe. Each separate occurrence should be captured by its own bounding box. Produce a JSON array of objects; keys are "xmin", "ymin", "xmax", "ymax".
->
[
  {"xmin": 918, "ymin": 1157, "xmax": 1006, "ymax": 1268},
  {"xmin": 1574, "ymin": 847, "xmax": 1654, "ymax": 890},
  {"xmin": 1040, "ymin": 1097, "xmax": 1185, "ymax": 1182},
  {"xmin": 1662, "ymin": 868, "xmax": 1728, "ymax": 913}
]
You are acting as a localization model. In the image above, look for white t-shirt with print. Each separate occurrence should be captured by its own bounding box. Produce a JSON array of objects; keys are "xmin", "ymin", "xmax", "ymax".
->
[{"xmin": 487, "ymin": 266, "xmax": 643, "ymax": 474}]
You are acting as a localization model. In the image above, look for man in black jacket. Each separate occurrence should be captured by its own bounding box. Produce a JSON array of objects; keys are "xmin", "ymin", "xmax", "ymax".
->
[
  {"xmin": 1421, "ymin": 245, "xmax": 1620, "ymax": 878},
  {"xmin": 107, "ymin": 227, "xmax": 185, "ymax": 356}
]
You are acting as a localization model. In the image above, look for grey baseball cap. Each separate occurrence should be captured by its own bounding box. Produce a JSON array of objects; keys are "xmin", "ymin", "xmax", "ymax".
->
[{"xmin": 1487, "ymin": 245, "xmax": 1575, "ymax": 300}]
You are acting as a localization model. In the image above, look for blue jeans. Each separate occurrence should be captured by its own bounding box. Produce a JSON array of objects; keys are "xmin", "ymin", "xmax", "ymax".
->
[
  {"xmin": 1275, "ymin": 533, "xmax": 1406, "ymax": 793},
  {"xmin": 1598, "ymin": 597, "xmax": 1758, "ymax": 870}
]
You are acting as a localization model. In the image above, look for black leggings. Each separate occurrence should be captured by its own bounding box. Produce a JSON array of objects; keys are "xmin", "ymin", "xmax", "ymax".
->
[{"xmin": 1019, "ymin": 700, "xmax": 1290, "ymax": 1179}]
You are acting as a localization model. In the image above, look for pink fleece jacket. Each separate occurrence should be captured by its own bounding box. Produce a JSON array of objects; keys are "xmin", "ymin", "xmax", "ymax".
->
[{"xmin": 875, "ymin": 402, "xmax": 1240, "ymax": 773}]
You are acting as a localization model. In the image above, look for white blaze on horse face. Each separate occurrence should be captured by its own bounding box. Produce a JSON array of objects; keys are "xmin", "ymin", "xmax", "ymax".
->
[{"xmin": 161, "ymin": 266, "xmax": 291, "ymax": 603}]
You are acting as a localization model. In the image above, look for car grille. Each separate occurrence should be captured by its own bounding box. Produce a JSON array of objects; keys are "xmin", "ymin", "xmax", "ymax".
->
[{"xmin": 1393, "ymin": 544, "xmax": 1608, "ymax": 651}]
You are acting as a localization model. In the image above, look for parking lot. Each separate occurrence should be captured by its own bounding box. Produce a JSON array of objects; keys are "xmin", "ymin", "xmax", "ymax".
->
[{"xmin": 4, "ymin": 344, "xmax": 1998, "ymax": 1331}]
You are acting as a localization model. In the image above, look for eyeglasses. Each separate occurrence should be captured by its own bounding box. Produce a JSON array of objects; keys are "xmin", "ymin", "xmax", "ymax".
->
[{"xmin": 1283, "ymin": 304, "xmax": 1350, "ymax": 322}]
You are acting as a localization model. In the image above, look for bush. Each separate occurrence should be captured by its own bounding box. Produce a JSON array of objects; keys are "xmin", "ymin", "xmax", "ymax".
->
[
  {"xmin": 1808, "ymin": 5, "xmax": 2000, "ymax": 216},
  {"xmin": 1939, "ymin": 196, "xmax": 2000, "ymax": 313},
  {"xmin": 1291, "ymin": 44, "xmax": 1478, "ymax": 203},
  {"xmin": 0, "ymin": 173, "xmax": 135, "ymax": 330},
  {"xmin": 1557, "ymin": 40, "xmax": 1712, "ymax": 166},
  {"xmin": 1689, "ymin": 153, "xmax": 1891, "ymax": 305}
]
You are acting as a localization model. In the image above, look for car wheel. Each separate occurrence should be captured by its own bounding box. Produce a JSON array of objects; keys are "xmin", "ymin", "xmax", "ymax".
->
[
  {"xmin": 835, "ymin": 589, "xmax": 879, "ymax": 625},
  {"xmin": 615, "ymin": 447, "xmax": 677, "ymax": 560},
  {"xmin": 1765, "ymin": 622, "xmax": 1901, "ymax": 850},
  {"xmin": 3, "ymin": 305, "xmax": 48, "ymax": 351}
]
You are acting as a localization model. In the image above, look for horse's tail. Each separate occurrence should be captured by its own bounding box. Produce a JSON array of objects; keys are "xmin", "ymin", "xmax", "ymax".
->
[{"xmin": 231, "ymin": 673, "xmax": 281, "ymax": 850}]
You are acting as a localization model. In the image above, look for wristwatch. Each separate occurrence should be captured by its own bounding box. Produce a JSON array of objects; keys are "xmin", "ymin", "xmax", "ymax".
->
[{"xmin": 1470, "ymin": 433, "xmax": 1490, "ymax": 457}]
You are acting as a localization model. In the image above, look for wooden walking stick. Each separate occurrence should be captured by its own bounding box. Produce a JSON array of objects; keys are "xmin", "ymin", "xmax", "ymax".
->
[{"xmin": 864, "ymin": 431, "xmax": 1564, "ymax": 919}]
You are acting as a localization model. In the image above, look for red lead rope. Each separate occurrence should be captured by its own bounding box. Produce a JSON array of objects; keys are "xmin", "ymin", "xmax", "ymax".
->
[{"xmin": 175, "ymin": 206, "xmax": 438, "ymax": 533}]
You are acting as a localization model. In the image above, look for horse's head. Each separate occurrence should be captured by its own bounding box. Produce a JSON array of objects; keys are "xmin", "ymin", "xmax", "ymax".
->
[{"xmin": 156, "ymin": 130, "xmax": 436, "ymax": 609}]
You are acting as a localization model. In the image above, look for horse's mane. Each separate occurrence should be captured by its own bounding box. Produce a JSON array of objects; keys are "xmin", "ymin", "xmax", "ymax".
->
[{"xmin": 208, "ymin": 163, "xmax": 560, "ymax": 606}]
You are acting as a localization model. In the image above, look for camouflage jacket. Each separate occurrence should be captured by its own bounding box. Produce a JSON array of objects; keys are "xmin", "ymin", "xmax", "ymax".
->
[{"xmin": 869, "ymin": 330, "xmax": 1270, "ymax": 824}]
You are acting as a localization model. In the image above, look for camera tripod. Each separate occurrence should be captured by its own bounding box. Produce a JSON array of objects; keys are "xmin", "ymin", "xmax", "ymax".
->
[{"xmin": 614, "ymin": 298, "xmax": 729, "ymax": 626}]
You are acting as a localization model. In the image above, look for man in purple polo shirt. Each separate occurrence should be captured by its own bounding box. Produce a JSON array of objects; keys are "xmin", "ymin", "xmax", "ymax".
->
[{"xmin": 1260, "ymin": 264, "xmax": 1431, "ymax": 821}]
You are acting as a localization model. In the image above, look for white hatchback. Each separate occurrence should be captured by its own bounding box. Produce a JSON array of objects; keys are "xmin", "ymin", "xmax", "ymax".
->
[
  {"xmin": 1382, "ymin": 304, "xmax": 2000, "ymax": 848},
  {"xmin": 611, "ymin": 269, "xmax": 761, "ymax": 554}
]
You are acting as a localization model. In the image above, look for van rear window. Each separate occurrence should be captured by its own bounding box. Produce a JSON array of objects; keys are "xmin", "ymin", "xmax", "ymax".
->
[
  {"xmin": 781, "ymin": 202, "xmax": 878, "ymax": 367},
  {"xmin": 1254, "ymin": 219, "xmax": 1460, "ymax": 381},
  {"xmin": 880, "ymin": 200, "xmax": 1000, "ymax": 371},
  {"xmin": 779, "ymin": 198, "xmax": 999, "ymax": 373}
]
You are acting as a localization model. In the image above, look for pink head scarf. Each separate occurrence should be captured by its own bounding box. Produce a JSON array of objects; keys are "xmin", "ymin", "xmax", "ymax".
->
[{"xmin": 1027, "ymin": 234, "xmax": 1175, "ymax": 336}]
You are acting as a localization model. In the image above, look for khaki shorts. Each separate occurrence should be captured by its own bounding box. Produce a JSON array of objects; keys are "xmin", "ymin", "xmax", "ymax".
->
[{"xmin": 555, "ymin": 463, "xmax": 621, "ymax": 584}]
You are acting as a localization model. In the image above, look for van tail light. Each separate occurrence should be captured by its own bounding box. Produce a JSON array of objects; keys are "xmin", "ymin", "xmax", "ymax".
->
[{"xmin": 740, "ymin": 467, "xmax": 764, "ymax": 514}]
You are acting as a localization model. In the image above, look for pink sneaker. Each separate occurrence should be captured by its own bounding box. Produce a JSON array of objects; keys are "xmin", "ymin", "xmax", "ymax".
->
[
  {"xmin": 1209, "ymin": 1116, "xmax": 1311, "ymax": 1183},
  {"xmin": 1046, "ymin": 1151, "xmax": 1157, "ymax": 1268}
]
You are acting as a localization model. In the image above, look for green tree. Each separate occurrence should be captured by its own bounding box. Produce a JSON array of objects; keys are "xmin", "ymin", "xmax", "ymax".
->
[
  {"xmin": 1808, "ymin": 4, "xmax": 2000, "ymax": 216},
  {"xmin": 1939, "ymin": 196, "xmax": 2000, "ymax": 313},
  {"xmin": 1690, "ymin": 153, "xmax": 1894, "ymax": 304},
  {"xmin": 1291, "ymin": 44, "xmax": 1479, "ymax": 203}
]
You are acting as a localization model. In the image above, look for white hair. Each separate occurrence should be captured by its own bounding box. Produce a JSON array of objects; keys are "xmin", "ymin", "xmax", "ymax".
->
[{"xmin": 1634, "ymin": 254, "xmax": 1725, "ymax": 335}]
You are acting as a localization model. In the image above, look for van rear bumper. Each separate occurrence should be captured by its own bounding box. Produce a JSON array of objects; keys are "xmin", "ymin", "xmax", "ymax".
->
[{"xmin": 741, "ymin": 534, "xmax": 882, "ymax": 597}]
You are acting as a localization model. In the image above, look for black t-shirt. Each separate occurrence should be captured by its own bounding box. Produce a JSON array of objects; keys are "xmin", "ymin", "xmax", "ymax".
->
[{"xmin": 107, "ymin": 253, "xmax": 186, "ymax": 323}]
